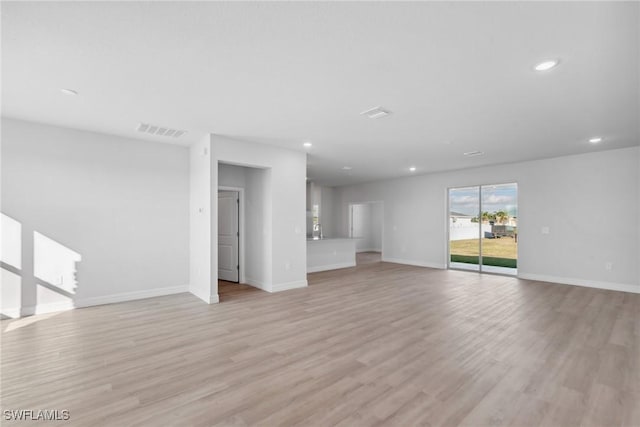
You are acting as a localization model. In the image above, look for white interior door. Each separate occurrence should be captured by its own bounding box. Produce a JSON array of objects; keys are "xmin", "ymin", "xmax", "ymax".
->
[{"xmin": 218, "ymin": 191, "xmax": 239, "ymax": 282}]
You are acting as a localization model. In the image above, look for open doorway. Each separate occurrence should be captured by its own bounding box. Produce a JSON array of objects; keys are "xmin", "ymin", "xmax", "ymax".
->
[
  {"xmin": 218, "ymin": 188, "xmax": 262, "ymax": 301},
  {"xmin": 448, "ymin": 183, "xmax": 518, "ymax": 275},
  {"xmin": 217, "ymin": 163, "xmax": 270, "ymax": 302},
  {"xmin": 349, "ymin": 202, "xmax": 383, "ymax": 265}
]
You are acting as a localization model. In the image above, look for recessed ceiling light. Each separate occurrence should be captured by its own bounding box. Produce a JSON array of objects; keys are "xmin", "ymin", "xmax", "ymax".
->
[
  {"xmin": 534, "ymin": 60, "xmax": 559, "ymax": 71},
  {"xmin": 60, "ymin": 88, "xmax": 78, "ymax": 96},
  {"xmin": 361, "ymin": 106, "xmax": 391, "ymax": 119},
  {"xmin": 303, "ymin": 141, "xmax": 312, "ymax": 148},
  {"xmin": 342, "ymin": 166, "xmax": 352, "ymax": 170},
  {"xmin": 463, "ymin": 151, "xmax": 485, "ymax": 157},
  {"xmin": 588, "ymin": 137, "xmax": 603, "ymax": 144},
  {"xmin": 409, "ymin": 166, "xmax": 416, "ymax": 172}
]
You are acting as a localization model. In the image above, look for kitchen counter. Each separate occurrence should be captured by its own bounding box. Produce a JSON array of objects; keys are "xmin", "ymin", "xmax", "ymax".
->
[{"xmin": 307, "ymin": 237, "xmax": 356, "ymax": 273}]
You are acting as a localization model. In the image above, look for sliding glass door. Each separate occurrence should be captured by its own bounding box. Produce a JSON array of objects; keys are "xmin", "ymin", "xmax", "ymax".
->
[
  {"xmin": 448, "ymin": 186, "xmax": 481, "ymax": 272},
  {"xmin": 448, "ymin": 183, "xmax": 518, "ymax": 275}
]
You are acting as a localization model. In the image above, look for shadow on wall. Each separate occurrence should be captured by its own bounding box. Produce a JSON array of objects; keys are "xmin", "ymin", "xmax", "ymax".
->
[{"xmin": 1, "ymin": 213, "xmax": 82, "ymax": 322}]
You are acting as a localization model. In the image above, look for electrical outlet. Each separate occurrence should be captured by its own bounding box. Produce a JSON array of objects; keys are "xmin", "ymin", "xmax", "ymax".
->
[
  {"xmin": 541, "ymin": 226, "xmax": 550, "ymax": 234},
  {"xmin": 605, "ymin": 262, "xmax": 613, "ymax": 271}
]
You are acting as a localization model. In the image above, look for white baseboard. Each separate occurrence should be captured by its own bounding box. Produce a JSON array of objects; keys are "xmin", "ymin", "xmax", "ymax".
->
[
  {"xmin": 1, "ymin": 307, "xmax": 23, "ymax": 319},
  {"xmin": 79, "ymin": 285, "xmax": 190, "ymax": 308},
  {"xmin": 307, "ymin": 262, "xmax": 356, "ymax": 273},
  {"xmin": 33, "ymin": 301, "xmax": 74, "ymax": 315},
  {"xmin": 2, "ymin": 285, "xmax": 191, "ymax": 318},
  {"xmin": 381, "ymin": 257, "xmax": 446, "ymax": 270},
  {"xmin": 189, "ymin": 285, "xmax": 217, "ymax": 304},
  {"xmin": 245, "ymin": 277, "xmax": 270, "ymax": 292},
  {"xmin": 245, "ymin": 277, "xmax": 308, "ymax": 293},
  {"xmin": 518, "ymin": 273, "xmax": 639, "ymax": 294},
  {"xmin": 5, "ymin": 301, "xmax": 78, "ymax": 318},
  {"xmin": 271, "ymin": 279, "xmax": 308, "ymax": 292}
]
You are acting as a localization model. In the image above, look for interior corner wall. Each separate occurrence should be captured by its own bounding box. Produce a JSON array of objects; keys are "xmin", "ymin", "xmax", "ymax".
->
[
  {"xmin": 1, "ymin": 118, "xmax": 190, "ymax": 317},
  {"xmin": 352, "ymin": 204, "xmax": 373, "ymax": 252},
  {"xmin": 370, "ymin": 202, "xmax": 383, "ymax": 252},
  {"xmin": 189, "ymin": 137, "xmax": 215, "ymax": 303},
  {"xmin": 333, "ymin": 146, "xmax": 640, "ymax": 293},
  {"xmin": 244, "ymin": 167, "xmax": 270, "ymax": 289},
  {"xmin": 209, "ymin": 134, "xmax": 306, "ymax": 293},
  {"xmin": 320, "ymin": 186, "xmax": 336, "ymax": 238},
  {"xmin": 350, "ymin": 202, "xmax": 383, "ymax": 253}
]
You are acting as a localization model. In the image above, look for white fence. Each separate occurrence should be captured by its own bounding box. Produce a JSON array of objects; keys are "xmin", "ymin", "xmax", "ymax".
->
[{"xmin": 449, "ymin": 224, "xmax": 492, "ymax": 241}]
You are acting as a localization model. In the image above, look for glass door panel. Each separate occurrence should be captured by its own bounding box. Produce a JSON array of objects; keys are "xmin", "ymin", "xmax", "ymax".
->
[
  {"xmin": 449, "ymin": 186, "xmax": 480, "ymax": 271},
  {"xmin": 480, "ymin": 183, "xmax": 518, "ymax": 275}
]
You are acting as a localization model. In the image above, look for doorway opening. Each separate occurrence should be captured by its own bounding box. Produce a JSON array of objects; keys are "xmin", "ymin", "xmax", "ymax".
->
[
  {"xmin": 448, "ymin": 183, "xmax": 518, "ymax": 275},
  {"xmin": 217, "ymin": 162, "xmax": 270, "ymax": 302},
  {"xmin": 349, "ymin": 202, "xmax": 383, "ymax": 265}
]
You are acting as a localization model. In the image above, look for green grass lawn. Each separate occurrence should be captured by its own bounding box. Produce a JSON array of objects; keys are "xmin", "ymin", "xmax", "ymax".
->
[{"xmin": 450, "ymin": 237, "xmax": 517, "ymax": 268}]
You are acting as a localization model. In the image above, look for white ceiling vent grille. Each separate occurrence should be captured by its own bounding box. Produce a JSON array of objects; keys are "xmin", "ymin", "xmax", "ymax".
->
[
  {"xmin": 463, "ymin": 151, "xmax": 485, "ymax": 157},
  {"xmin": 136, "ymin": 123, "xmax": 187, "ymax": 138},
  {"xmin": 361, "ymin": 106, "xmax": 391, "ymax": 119}
]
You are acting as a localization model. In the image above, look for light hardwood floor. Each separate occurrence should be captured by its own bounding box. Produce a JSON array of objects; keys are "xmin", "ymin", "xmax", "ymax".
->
[
  {"xmin": 1, "ymin": 255, "xmax": 639, "ymax": 426},
  {"xmin": 218, "ymin": 281, "xmax": 264, "ymax": 302}
]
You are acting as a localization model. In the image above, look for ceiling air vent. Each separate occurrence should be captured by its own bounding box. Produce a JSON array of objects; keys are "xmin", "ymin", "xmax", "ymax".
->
[
  {"xmin": 463, "ymin": 151, "xmax": 485, "ymax": 157},
  {"xmin": 361, "ymin": 106, "xmax": 391, "ymax": 119},
  {"xmin": 136, "ymin": 123, "xmax": 187, "ymax": 138}
]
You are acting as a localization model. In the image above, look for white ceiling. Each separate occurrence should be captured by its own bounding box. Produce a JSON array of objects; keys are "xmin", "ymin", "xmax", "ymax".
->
[{"xmin": 2, "ymin": 1, "xmax": 638, "ymax": 187}]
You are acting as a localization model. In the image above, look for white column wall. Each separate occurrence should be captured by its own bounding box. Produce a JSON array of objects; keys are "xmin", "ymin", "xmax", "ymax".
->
[{"xmin": 195, "ymin": 134, "xmax": 307, "ymax": 300}]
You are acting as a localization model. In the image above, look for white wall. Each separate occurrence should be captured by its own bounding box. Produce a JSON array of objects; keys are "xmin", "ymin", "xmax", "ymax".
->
[
  {"xmin": 305, "ymin": 183, "xmax": 339, "ymax": 238},
  {"xmin": 333, "ymin": 147, "xmax": 640, "ymax": 293},
  {"xmin": 244, "ymin": 167, "xmax": 270, "ymax": 287},
  {"xmin": 219, "ymin": 163, "xmax": 247, "ymax": 188},
  {"xmin": 189, "ymin": 137, "xmax": 213, "ymax": 303},
  {"xmin": 2, "ymin": 118, "xmax": 190, "ymax": 317},
  {"xmin": 188, "ymin": 134, "xmax": 306, "ymax": 300},
  {"xmin": 351, "ymin": 202, "xmax": 383, "ymax": 253},
  {"xmin": 370, "ymin": 202, "xmax": 383, "ymax": 251},
  {"xmin": 320, "ymin": 186, "xmax": 338, "ymax": 238},
  {"xmin": 351, "ymin": 203, "xmax": 372, "ymax": 252},
  {"xmin": 306, "ymin": 181, "xmax": 321, "ymax": 237}
]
